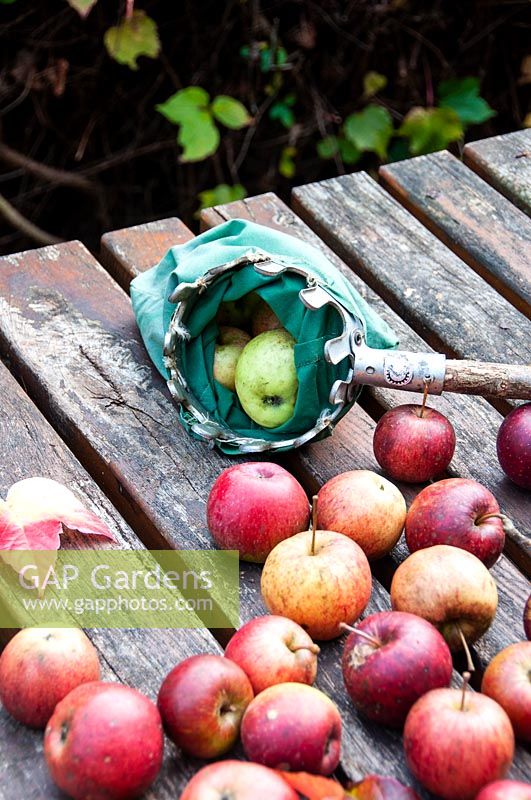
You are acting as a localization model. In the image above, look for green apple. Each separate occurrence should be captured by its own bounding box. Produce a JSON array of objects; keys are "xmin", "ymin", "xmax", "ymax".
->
[
  {"xmin": 235, "ymin": 329, "xmax": 298, "ymax": 428},
  {"xmin": 213, "ymin": 327, "xmax": 251, "ymax": 392}
]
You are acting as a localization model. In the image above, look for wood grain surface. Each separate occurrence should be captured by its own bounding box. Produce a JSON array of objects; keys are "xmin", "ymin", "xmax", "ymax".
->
[
  {"xmin": 380, "ymin": 150, "xmax": 531, "ymax": 316},
  {"xmin": 291, "ymin": 174, "xmax": 531, "ymax": 416},
  {"xmin": 464, "ymin": 130, "xmax": 531, "ymax": 216},
  {"xmin": 0, "ymin": 360, "xmax": 220, "ymax": 799},
  {"xmin": 0, "ymin": 241, "xmax": 429, "ymax": 790}
]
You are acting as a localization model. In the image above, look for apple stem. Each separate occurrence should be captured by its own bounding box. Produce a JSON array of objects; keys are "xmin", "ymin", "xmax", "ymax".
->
[
  {"xmin": 460, "ymin": 671, "xmax": 471, "ymax": 711},
  {"xmin": 291, "ymin": 643, "xmax": 321, "ymax": 655},
  {"xmin": 419, "ymin": 378, "xmax": 431, "ymax": 418},
  {"xmin": 310, "ymin": 495, "xmax": 318, "ymax": 556},
  {"xmin": 456, "ymin": 624, "xmax": 475, "ymax": 672},
  {"xmin": 339, "ymin": 622, "xmax": 381, "ymax": 648}
]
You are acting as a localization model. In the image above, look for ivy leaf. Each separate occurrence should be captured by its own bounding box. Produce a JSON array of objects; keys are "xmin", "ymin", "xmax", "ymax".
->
[
  {"xmin": 269, "ymin": 96, "xmax": 296, "ymax": 129},
  {"xmin": 398, "ymin": 107, "xmax": 464, "ymax": 155},
  {"xmin": 279, "ymin": 146, "xmax": 296, "ymax": 178},
  {"xmin": 211, "ymin": 95, "xmax": 251, "ymax": 129},
  {"xmin": 317, "ymin": 136, "xmax": 339, "ymax": 159},
  {"xmin": 65, "ymin": 0, "xmax": 98, "ymax": 17},
  {"xmin": 104, "ymin": 10, "xmax": 160, "ymax": 71},
  {"xmin": 363, "ymin": 71, "xmax": 387, "ymax": 98},
  {"xmin": 344, "ymin": 104, "xmax": 393, "ymax": 159},
  {"xmin": 317, "ymin": 136, "xmax": 360, "ymax": 164},
  {"xmin": 338, "ymin": 138, "xmax": 361, "ymax": 164},
  {"xmin": 178, "ymin": 110, "xmax": 220, "ymax": 162},
  {"xmin": 438, "ymin": 77, "xmax": 495, "ymax": 125},
  {"xmin": 156, "ymin": 87, "xmax": 210, "ymax": 125},
  {"xmin": 197, "ymin": 184, "xmax": 246, "ymax": 211}
]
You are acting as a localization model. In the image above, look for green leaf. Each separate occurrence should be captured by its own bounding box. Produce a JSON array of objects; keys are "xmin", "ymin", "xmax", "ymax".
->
[
  {"xmin": 344, "ymin": 104, "xmax": 393, "ymax": 159},
  {"xmin": 211, "ymin": 95, "xmax": 251, "ymax": 130},
  {"xmin": 438, "ymin": 77, "xmax": 496, "ymax": 125},
  {"xmin": 279, "ymin": 146, "xmax": 296, "ymax": 178},
  {"xmin": 104, "ymin": 10, "xmax": 160, "ymax": 70},
  {"xmin": 0, "ymin": 0, "xmax": 18, "ymax": 4},
  {"xmin": 156, "ymin": 87, "xmax": 210, "ymax": 125},
  {"xmin": 363, "ymin": 71, "xmax": 387, "ymax": 98},
  {"xmin": 338, "ymin": 138, "xmax": 361, "ymax": 164},
  {"xmin": 197, "ymin": 183, "xmax": 247, "ymax": 211},
  {"xmin": 65, "ymin": 0, "xmax": 98, "ymax": 16},
  {"xmin": 317, "ymin": 136, "xmax": 339, "ymax": 159},
  {"xmin": 178, "ymin": 110, "xmax": 220, "ymax": 162},
  {"xmin": 398, "ymin": 107, "xmax": 464, "ymax": 155},
  {"xmin": 269, "ymin": 100, "xmax": 295, "ymax": 129}
]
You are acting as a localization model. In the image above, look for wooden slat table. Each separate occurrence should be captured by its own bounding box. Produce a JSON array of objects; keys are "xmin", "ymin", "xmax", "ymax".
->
[
  {"xmin": 464, "ymin": 129, "xmax": 531, "ymax": 216},
  {"xmin": 0, "ymin": 130, "xmax": 530, "ymax": 798}
]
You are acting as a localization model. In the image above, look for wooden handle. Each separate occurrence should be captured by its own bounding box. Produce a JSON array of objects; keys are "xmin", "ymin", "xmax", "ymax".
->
[{"xmin": 444, "ymin": 360, "xmax": 531, "ymax": 399}]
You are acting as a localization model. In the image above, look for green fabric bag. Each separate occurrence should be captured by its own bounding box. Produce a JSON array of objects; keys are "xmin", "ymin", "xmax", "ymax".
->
[{"xmin": 130, "ymin": 218, "xmax": 398, "ymax": 454}]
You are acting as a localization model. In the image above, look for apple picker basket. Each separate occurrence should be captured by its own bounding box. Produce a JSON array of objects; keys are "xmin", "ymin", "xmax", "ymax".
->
[{"xmin": 130, "ymin": 219, "xmax": 531, "ymax": 455}]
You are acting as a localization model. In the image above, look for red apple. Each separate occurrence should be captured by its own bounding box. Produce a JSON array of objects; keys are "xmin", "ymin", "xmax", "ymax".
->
[
  {"xmin": 0, "ymin": 627, "xmax": 100, "ymax": 728},
  {"xmin": 252, "ymin": 297, "xmax": 283, "ymax": 336},
  {"xmin": 390, "ymin": 545, "xmax": 498, "ymax": 651},
  {"xmin": 348, "ymin": 775, "xmax": 421, "ymax": 799},
  {"xmin": 481, "ymin": 642, "xmax": 531, "ymax": 743},
  {"xmin": 476, "ymin": 780, "xmax": 531, "ymax": 800},
  {"xmin": 225, "ymin": 615, "xmax": 319, "ymax": 694},
  {"xmin": 403, "ymin": 685, "xmax": 514, "ymax": 799},
  {"xmin": 525, "ymin": 592, "xmax": 531, "ymax": 640},
  {"xmin": 44, "ymin": 681, "xmax": 163, "ymax": 800},
  {"xmin": 316, "ymin": 470, "xmax": 406, "ymax": 560},
  {"xmin": 241, "ymin": 682, "xmax": 342, "ymax": 775},
  {"xmin": 157, "ymin": 654, "xmax": 253, "ymax": 758},
  {"xmin": 180, "ymin": 761, "xmax": 298, "ymax": 800},
  {"xmin": 261, "ymin": 529, "xmax": 372, "ymax": 640},
  {"xmin": 207, "ymin": 462, "xmax": 310, "ymax": 562},
  {"xmin": 341, "ymin": 611, "xmax": 452, "ymax": 727},
  {"xmin": 405, "ymin": 478, "xmax": 505, "ymax": 568},
  {"xmin": 373, "ymin": 404, "xmax": 456, "ymax": 483},
  {"xmin": 496, "ymin": 403, "xmax": 531, "ymax": 489}
]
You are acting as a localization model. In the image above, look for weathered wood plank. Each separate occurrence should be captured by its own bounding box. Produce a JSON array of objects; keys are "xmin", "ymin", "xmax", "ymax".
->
[
  {"xmin": 464, "ymin": 130, "xmax": 531, "ymax": 216},
  {"xmin": 200, "ymin": 199, "xmax": 531, "ymax": 783},
  {"xmin": 100, "ymin": 217, "xmax": 190, "ymax": 291},
  {"xmin": 291, "ymin": 174, "xmax": 531, "ymax": 391},
  {"xmin": 201, "ymin": 195, "xmax": 531, "ymax": 575},
  {"xmin": 0, "ymin": 360, "xmax": 221, "ymax": 799},
  {"xmin": 0, "ymin": 242, "xmax": 425, "ymax": 790},
  {"xmin": 379, "ymin": 151, "xmax": 531, "ymax": 317}
]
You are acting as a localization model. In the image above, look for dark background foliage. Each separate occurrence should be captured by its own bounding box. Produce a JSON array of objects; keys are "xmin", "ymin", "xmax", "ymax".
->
[{"xmin": 0, "ymin": 0, "xmax": 529, "ymax": 255}]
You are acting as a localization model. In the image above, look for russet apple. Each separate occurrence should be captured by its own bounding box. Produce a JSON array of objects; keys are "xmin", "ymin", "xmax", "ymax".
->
[
  {"xmin": 180, "ymin": 761, "xmax": 298, "ymax": 800},
  {"xmin": 496, "ymin": 402, "xmax": 531, "ymax": 489},
  {"xmin": 317, "ymin": 469, "xmax": 406, "ymax": 560},
  {"xmin": 405, "ymin": 478, "xmax": 505, "ymax": 568},
  {"xmin": 252, "ymin": 297, "xmax": 282, "ymax": 336},
  {"xmin": 390, "ymin": 544, "xmax": 498, "ymax": 651},
  {"xmin": 0, "ymin": 627, "xmax": 100, "ymax": 729},
  {"xmin": 213, "ymin": 326, "xmax": 251, "ymax": 391},
  {"xmin": 341, "ymin": 611, "xmax": 452, "ymax": 727},
  {"xmin": 225, "ymin": 615, "xmax": 319, "ymax": 693},
  {"xmin": 403, "ymin": 682, "xmax": 514, "ymax": 800},
  {"xmin": 241, "ymin": 682, "xmax": 342, "ymax": 775},
  {"xmin": 261, "ymin": 529, "xmax": 372, "ymax": 640},
  {"xmin": 235, "ymin": 329, "xmax": 298, "ymax": 428},
  {"xmin": 481, "ymin": 642, "xmax": 531, "ymax": 743},
  {"xmin": 207, "ymin": 462, "xmax": 310, "ymax": 562},
  {"xmin": 44, "ymin": 681, "xmax": 163, "ymax": 800},
  {"xmin": 348, "ymin": 775, "xmax": 421, "ymax": 799},
  {"xmin": 373, "ymin": 404, "xmax": 456, "ymax": 483},
  {"xmin": 476, "ymin": 780, "xmax": 531, "ymax": 800},
  {"xmin": 157, "ymin": 653, "xmax": 253, "ymax": 759}
]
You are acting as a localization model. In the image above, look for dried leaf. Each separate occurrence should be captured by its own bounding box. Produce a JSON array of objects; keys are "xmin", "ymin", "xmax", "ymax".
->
[
  {"xmin": 104, "ymin": 10, "xmax": 160, "ymax": 71},
  {"xmin": 347, "ymin": 775, "xmax": 420, "ymax": 799},
  {"xmin": 277, "ymin": 771, "xmax": 345, "ymax": 799},
  {"xmin": 0, "ymin": 477, "xmax": 115, "ymax": 554}
]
